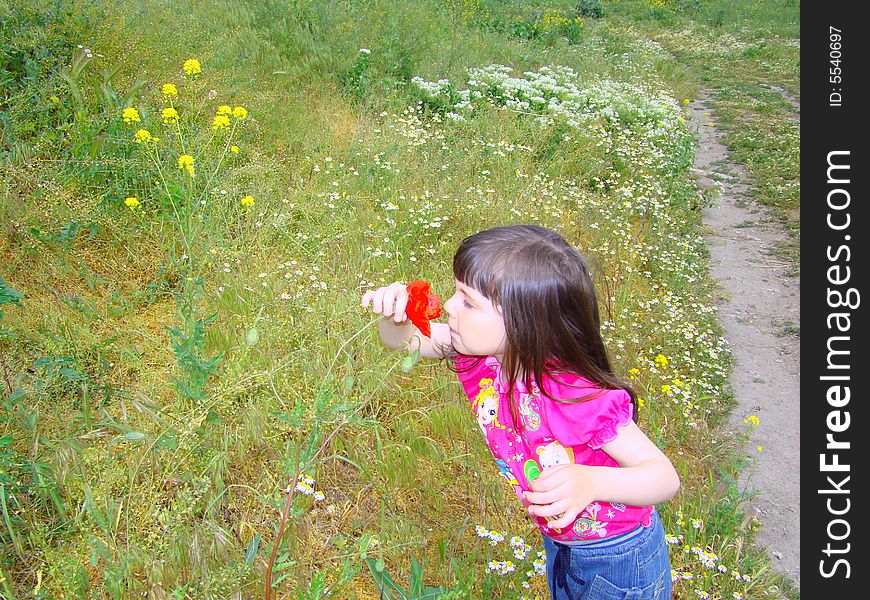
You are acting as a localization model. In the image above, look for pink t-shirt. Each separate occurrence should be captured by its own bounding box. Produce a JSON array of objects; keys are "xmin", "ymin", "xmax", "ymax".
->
[{"xmin": 453, "ymin": 353, "xmax": 653, "ymax": 542}]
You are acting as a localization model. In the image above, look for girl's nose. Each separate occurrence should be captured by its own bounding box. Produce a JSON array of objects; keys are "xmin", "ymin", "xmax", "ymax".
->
[{"xmin": 443, "ymin": 293, "xmax": 458, "ymax": 316}]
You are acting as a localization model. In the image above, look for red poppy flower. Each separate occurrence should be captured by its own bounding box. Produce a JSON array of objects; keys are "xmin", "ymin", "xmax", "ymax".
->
[{"xmin": 406, "ymin": 280, "xmax": 442, "ymax": 338}]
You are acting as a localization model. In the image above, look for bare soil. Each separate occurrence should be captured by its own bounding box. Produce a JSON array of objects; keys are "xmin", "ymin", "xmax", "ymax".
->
[{"xmin": 689, "ymin": 92, "xmax": 801, "ymax": 587}]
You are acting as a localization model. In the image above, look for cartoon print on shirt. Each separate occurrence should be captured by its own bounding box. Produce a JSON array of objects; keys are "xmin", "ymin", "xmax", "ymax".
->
[
  {"xmin": 572, "ymin": 501, "xmax": 609, "ymax": 538},
  {"xmin": 523, "ymin": 458, "xmax": 542, "ymax": 483},
  {"xmin": 472, "ymin": 378, "xmax": 505, "ymax": 436},
  {"xmin": 536, "ymin": 440, "xmax": 575, "ymax": 470},
  {"xmin": 518, "ymin": 390, "xmax": 542, "ymax": 431},
  {"xmin": 605, "ymin": 504, "xmax": 626, "ymax": 521},
  {"xmin": 494, "ymin": 458, "xmax": 520, "ymax": 486}
]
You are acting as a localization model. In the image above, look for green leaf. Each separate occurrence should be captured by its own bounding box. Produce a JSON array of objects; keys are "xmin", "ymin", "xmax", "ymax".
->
[
  {"xmin": 154, "ymin": 432, "xmax": 178, "ymax": 450},
  {"xmin": 244, "ymin": 534, "xmax": 260, "ymax": 565},
  {"xmin": 6, "ymin": 388, "xmax": 25, "ymax": 404},
  {"xmin": 245, "ymin": 327, "xmax": 259, "ymax": 347},
  {"xmin": 59, "ymin": 367, "xmax": 86, "ymax": 381},
  {"xmin": 409, "ymin": 557, "xmax": 424, "ymax": 596},
  {"xmin": 365, "ymin": 557, "xmax": 404, "ymax": 600},
  {"xmin": 0, "ymin": 278, "xmax": 24, "ymax": 308},
  {"xmin": 400, "ymin": 349, "xmax": 421, "ymax": 374},
  {"xmin": 123, "ymin": 431, "xmax": 146, "ymax": 442}
]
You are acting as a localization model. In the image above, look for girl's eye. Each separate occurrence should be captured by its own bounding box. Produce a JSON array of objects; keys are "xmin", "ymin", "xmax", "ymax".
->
[{"xmin": 463, "ymin": 299, "xmax": 473, "ymax": 308}]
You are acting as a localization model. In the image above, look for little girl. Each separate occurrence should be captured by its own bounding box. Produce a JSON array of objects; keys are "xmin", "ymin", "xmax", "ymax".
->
[{"xmin": 361, "ymin": 225, "xmax": 679, "ymax": 599}]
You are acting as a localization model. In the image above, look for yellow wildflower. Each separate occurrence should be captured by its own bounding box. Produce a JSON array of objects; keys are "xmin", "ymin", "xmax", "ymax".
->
[
  {"xmin": 232, "ymin": 106, "xmax": 248, "ymax": 120},
  {"xmin": 743, "ymin": 415, "xmax": 760, "ymax": 427},
  {"xmin": 122, "ymin": 107, "xmax": 141, "ymax": 123},
  {"xmin": 683, "ymin": 98, "xmax": 690, "ymax": 105},
  {"xmin": 183, "ymin": 59, "xmax": 201, "ymax": 76},
  {"xmin": 661, "ymin": 384, "xmax": 671, "ymax": 395},
  {"xmin": 162, "ymin": 83, "xmax": 178, "ymax": 98},
  {"xmin": 124, "ymin": 197, "xmax": 139, "ymax": 210},
  {"xmin": 178, "ymin": 154, "xmax": 195, "ymax": 176},
  {"xmin": 672, "ymin": 378, "xmax": 684, "ymax": 388},
  {"xmin": 134, "ymin": 129, "xmax": 154, "ymax": 143},
  {"xmin": 240, "ymin": 195, "xmax": 255, "ymax": 207},
  {"xmin": 637, "ymin": 398, "xmax": 645, "ymax": 409},
  {"xmin": 162, "ymin": 107, "xmax": 179, "ymax": 124},
  {"xmin": 212, "ymin": 114, "xmax": 231, "ymax": 131},
  {"xmin": 654, "ymin": 354, "xmax": 668, "ymax": 369},
  {"xmin": 628, "ymin": 367, "xmax": 640, "ymax": 378},
  {"xmin": 216, "ymin": 105, "xmax": 232, "ymax": 116},
  {"xmin": 230, "ymin": 145, "xmax": 239, "ymax": 154},
  {"xmin": 49, "ymin": 95, "xmax": 60, "ymax": 104},
  {"xmin": 757, "ymin": 446, "xmax": 763, "ymax": 452}
]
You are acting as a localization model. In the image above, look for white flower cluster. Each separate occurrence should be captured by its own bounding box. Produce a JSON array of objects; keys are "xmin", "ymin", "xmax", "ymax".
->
[
  {"xmin": 731, "ymin": 571, "xmax": 752, "ymax": 583},
  {"xmin": 509, "ymin": 536, "xmax": 529, "ymax": 560},
  {"xmin": 696, "ymin": 549, "xmax": 719, "ymax": 570},
  {"xmin": 409, "ymin": 77, "xmax": 455, "ymax": 98},
  {"xmin": 487, "ymin": 560, "xmax": 516, "ymax": 575},
  {"xmin": 684, "ymin": 544, "xmax": 732, "ymax": 572},
  {"xmin": 532, "ymin": 551, "xmax": 546, "ymax": 577},
  {"xmin": 412, "ymin": 64, "xmax": 684, "ymax": 140},
  {"xmin": 293, "ymin": 472, "xmax": 327, "ymax": 503},
  {"xmin": 294, "ymin": 472, "xmax": 316, "ymax": 495},
  {"xmin": 475, "ymin": 525, "xmax": 505, "ymax": 546}
]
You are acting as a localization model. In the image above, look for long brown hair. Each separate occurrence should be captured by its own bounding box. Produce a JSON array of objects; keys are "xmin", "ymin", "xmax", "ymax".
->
[{"xmin": 450, "ymin": 225, "xmax": 637, "ymax": 426}]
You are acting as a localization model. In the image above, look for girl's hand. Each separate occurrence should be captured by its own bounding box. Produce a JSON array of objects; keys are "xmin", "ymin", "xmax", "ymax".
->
[
  {"xmin": 360, "ymin": 282, "xmax": 410, "ymax": 323},
  {"xmin": 522, "ymin": 464, "xmax": 599, "ymax": 530}
]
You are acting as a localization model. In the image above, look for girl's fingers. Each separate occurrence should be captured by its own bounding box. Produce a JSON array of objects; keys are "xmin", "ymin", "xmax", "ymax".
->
[
  {"xmin": 371, "ymin": 288, "xmax": 386, "ymax": 314},
  {"xmin": 529, "ymin": 498, "xmax": 571, "ymax": 519},
  {"xmin": 381, "ymin": 288, "xmax": 396, "ymax": 317},
  {"xmin": 547, "ymin": 509, "xmax": 580, "ymax": 530},
  {"xmin": 527, "ymin": 465, "xmax": 569, "ymax": 492},
  {"xmin": 361, "ymin": 283, "xmax": 407, "ymax": 320},
  {"xmin": 383, "ymin": 283, "xmax": 409, "ymax": 319},
  {"xmin": 393, "ymin": 292, "xmax": 408, "ymax": 322},
  {"xmin": 523, "ymin": 489, "xmax": 560, "ymax": 506}
]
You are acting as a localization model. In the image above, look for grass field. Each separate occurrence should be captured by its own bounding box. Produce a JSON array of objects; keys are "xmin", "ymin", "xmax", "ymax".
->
[{"xmin": 1, "ymin": 1, "xmax": 799, "ymax": 598}]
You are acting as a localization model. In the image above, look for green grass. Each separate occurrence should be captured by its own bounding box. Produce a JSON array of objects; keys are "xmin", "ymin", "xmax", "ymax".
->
[
  {"xmin": 1, "ymin": 0, "xmax": 799, "ymax": 598},
  {"xmin": 603, "ymin": 0, "xmax": 800, "ymax": 263}
]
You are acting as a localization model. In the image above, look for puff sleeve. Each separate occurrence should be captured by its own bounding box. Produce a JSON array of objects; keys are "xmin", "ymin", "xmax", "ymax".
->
[{"xmin": 540, "ymin": 378, "xmax": 634, "ymax": 449}]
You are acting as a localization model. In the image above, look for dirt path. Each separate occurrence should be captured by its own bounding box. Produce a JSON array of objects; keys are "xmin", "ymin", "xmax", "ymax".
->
[{"xmin": 688, "ymin": 92, "xmax": 801, "ymax": 587}]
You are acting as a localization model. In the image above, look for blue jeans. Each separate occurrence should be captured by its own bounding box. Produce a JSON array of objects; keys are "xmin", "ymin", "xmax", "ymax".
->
[{"xmin": 542, "ymin": 510, "xmax": 672, "ymax": 599}]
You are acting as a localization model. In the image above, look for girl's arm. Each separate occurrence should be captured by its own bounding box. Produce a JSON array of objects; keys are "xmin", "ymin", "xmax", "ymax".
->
[
  {"xmin": 361, "ymin": 283, "xmax": 453, "ymax": 358},
  {"xmin": 591, "ymin": 421, "xmax": 680, "ymax": 505},
  {"xmin": 523, "ymin": 422, "xmax": 680, "ymax": 529}
]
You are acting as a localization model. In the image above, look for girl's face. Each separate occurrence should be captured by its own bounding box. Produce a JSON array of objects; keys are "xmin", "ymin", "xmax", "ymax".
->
[{"xmin": 443, "ymin": 279, "xmax": 507, "ymax": 358}]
